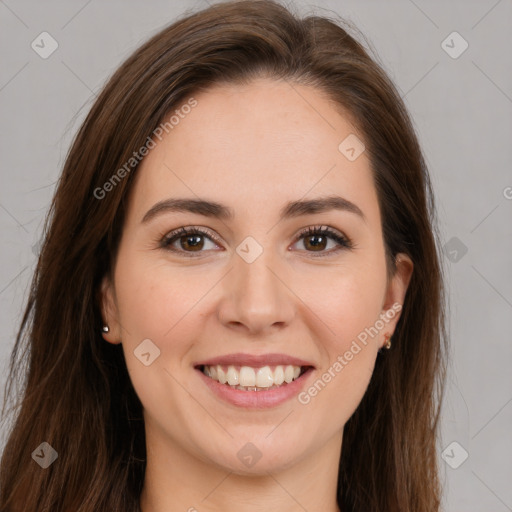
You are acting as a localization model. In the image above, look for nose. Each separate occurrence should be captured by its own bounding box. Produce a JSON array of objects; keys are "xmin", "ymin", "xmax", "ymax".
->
[{"xmin": 217, "ymin": 249, "xmax": 296, "ymax": 336}]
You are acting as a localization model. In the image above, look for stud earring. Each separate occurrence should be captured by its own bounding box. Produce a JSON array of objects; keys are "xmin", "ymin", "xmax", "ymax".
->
[
  {"xmin": 102, "ymin": 325, "xmax": 110, "ymax": 333},
  {"xmin": 383, "ymin": 332, "xmax": 392, "ymax": 350}
]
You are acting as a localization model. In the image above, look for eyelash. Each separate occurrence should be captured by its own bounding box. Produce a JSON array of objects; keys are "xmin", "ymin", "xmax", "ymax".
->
[{"xmin": 159, "ymin": 225, "xmax": 354, "ymax": 258}]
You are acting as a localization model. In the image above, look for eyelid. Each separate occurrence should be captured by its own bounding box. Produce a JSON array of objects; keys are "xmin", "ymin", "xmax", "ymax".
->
[
  {"xmin": 293, "ymin": 224, "xmax": 352, "ymax": 247},
  {"xmin": 161, "ymin": 226, "xmax": 223, "ymax": 249},
  {"xmin": 159, "ymin": 224, "xmax": 353, "ymax": 257}
]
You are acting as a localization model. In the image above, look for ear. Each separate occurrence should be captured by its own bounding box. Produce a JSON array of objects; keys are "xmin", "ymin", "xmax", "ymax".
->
[
  {"xmin": 99, "ymin": 275, "xmax": 122, "ymax": 345},
  {"xmin": 380, "ymin": 253, "xmax": 413, "ymax": 347}
]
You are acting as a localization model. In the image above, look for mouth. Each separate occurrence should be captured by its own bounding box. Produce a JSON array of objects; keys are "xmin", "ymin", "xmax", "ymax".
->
[
  {"xmin": 192, "ymin": 353, "xmax": 316, "ymax": 407},
  {"xmin": 195, "ymin": 363, "xmax": 313, "ymax": 391}
]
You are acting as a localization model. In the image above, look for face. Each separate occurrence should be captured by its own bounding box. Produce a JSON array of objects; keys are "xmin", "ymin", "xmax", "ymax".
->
[{"xmin": 101, "ymin": 78, "xmax": 412, "ymax": 475}]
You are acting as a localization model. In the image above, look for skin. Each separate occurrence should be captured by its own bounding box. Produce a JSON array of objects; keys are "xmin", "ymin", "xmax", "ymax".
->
[{"xmin": 100, "ymin": 78, "xmax": 413, "ymax": 512}]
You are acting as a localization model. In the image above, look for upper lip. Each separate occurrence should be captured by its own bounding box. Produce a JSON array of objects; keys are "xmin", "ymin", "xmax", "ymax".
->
[{"xmin": 194, "ymin": 352, "xmax": 315, "ymax": 368}]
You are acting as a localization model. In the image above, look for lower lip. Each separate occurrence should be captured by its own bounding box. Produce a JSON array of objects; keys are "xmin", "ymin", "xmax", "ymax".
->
[{"xmin": 196, "ymin": 367, "xmax": 315, "ymax": 409}]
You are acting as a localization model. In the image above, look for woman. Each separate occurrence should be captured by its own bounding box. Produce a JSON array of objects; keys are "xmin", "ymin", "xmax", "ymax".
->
[{"xmin": 0, "ymin": 1, "xmax": 448, "ymax": 510}]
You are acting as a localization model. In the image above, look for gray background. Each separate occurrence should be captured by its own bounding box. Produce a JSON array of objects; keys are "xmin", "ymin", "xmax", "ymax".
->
[{"xmin": 1, "ymin": 0, "xmax": 511, "ymax": 510}]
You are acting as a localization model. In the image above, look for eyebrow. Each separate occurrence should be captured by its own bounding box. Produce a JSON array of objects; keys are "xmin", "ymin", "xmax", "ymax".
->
[{"xmin": 141, "ymin": 195, "xmax": 366, "ymax": 224}]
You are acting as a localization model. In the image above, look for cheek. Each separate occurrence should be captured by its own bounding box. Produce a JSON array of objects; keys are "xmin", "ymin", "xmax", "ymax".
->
[
  {"xmin": 302, "ymin": 256, "xmax": 388, "ymax": 345},
  {"xmin": 298, "ymin": 275, "xmax": 382, "ymax": 422},
  {"xmin": 112, "ymin": 255, "xmax": 205, "ymax": 416},
  {"xmin": 114, "ymin": 252, "xmax": 209, "ymax": 342},
  {"xmin": 295, "ymin": 259, "xmax": 385, "ymax": 417},
  {"xmin": 304, "ymin": 345, "xmax": 376, "ymax": 430}
]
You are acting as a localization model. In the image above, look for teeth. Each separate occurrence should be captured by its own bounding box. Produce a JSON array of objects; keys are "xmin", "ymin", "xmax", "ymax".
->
[
  {"xmin": 239, "ymin": 366, "xmax": 256, "ymax": 387},
  {"xmin": 217, "ymin": 366, "xmax": 227, "ymax": 384},
  {"xmin": 226, "ymin": 365, "xmax": 239, "ymax": 386},
  {"xmin": 274, "ymin": 365, "xmax": 284, "ymax": 385},
  {"xmin": 202, "ymin": 364, "xmax": 305, "ymax": 390},
  {"xmin": 284, "ymin": 365, "xmax": 294, "ymax": 383},
  {"xmin": 256, "ymin": 366, "xmax": 273, "ymax": 388}
]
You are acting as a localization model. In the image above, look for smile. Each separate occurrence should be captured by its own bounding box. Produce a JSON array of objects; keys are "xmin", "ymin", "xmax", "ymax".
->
[
  {"xmin": 193, "ymin": 353, "xmax": 316, "ymax": 408},
  {"xmin": 200, "ymin": 364, "xmax": 307, "ymax": 391}
]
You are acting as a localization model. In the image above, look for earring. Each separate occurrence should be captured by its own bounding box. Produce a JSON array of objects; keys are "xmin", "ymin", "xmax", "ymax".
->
[
  {"xmin": 102, "ymin": 325, "xmax": 110, "ymax": 333},
  {"xmin": 383, "ymin": 332, "xmax": 392, "ymax": 350}
]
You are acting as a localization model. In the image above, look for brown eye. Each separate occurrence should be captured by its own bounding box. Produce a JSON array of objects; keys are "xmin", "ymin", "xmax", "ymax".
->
[
  {"xmin": 293, "ymin": 226, "xmax": 353, "ymax": 257},
  {"xmin": 176, "ymin": 233, "xmax": 204, "ymax": 251},
  {"xmin": 161, "ymin": 227, "xmax": 221, "ymax": 256},
  {"xmin": 302, "ymin": 233, "xmax": 328, "ymax": 251},
  {"xmin": 160, "ymin": 225, "xmax": 353, "ymax": 258}
]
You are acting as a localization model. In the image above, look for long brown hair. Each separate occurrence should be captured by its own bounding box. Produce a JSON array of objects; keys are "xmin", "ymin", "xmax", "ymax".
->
[{"xmin": 0, "ymin": 1, "xmax": 447, "ymax": 510}]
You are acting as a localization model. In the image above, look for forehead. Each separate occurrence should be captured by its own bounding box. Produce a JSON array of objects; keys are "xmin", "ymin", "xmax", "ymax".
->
[{"xmin": 127, "ymin": 78, "xmax": 379, "ymax": 226}]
